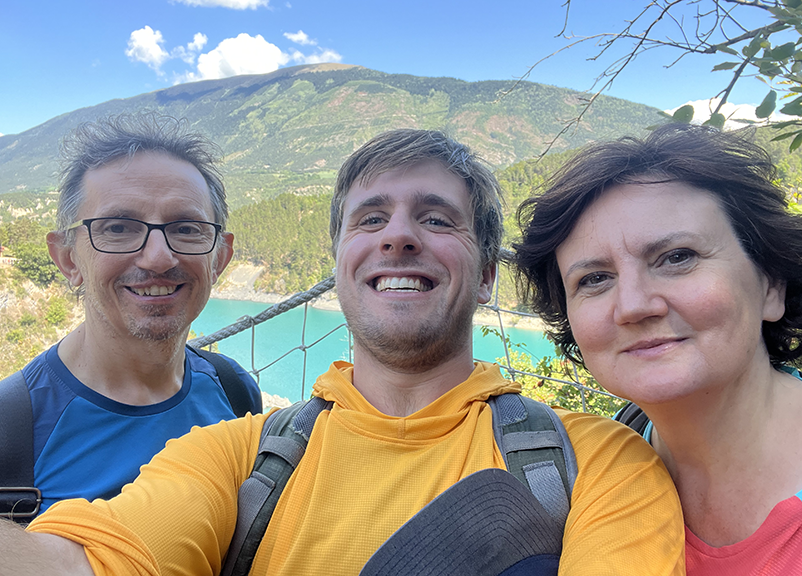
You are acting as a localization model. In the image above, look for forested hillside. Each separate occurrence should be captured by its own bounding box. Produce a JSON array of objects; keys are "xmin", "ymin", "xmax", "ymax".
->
[
  {"xmin": 230, "ymin": 193, "xmax": 334, "ymax": 294},
  {"xmin": 0, "ymin": 63, "xmax": 662, "ymax": 201}
]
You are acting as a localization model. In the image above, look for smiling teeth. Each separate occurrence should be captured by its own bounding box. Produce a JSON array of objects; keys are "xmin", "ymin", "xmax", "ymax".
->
[
  {"xmin": 375, "ymin": 277, "xmax": 431, "ymax": 292},
  {"xmin": 132, "ymin": 285, "xmax": 176, "ymax": 296}
]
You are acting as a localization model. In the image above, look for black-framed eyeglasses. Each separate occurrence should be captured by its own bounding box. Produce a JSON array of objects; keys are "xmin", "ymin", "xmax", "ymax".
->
[{"xmin": 66, "ymin": 217, "xmax": 222, "ymax": 255}]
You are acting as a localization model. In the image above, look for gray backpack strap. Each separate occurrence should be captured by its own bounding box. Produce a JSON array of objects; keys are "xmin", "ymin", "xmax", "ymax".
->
[
  {"xmin": 221, "ymin": 396, "xmax": 332, "ymax": 576},
  {"xmin": 0, "ymin": 370, "xmax": 41, "ymax": 523},
  {"xmin": 488, "ymin": 393, "xmax": 577, "ymax": 530}
]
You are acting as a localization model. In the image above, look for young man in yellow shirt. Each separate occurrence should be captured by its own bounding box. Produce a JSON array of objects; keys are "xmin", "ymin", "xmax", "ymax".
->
[{"xmin": 1, "ymin": 129, "xmax": 685, "ymax": 575}]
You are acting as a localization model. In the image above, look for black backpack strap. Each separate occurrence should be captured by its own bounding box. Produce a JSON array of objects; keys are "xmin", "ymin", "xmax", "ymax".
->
[
  {"xmin": 221, "ymin": 396, "xmax": 332, "ymax": 576},
  {"xmin": 488, "ymin": 393, "xmax": 577, "ymax": 531},
  {"xmin": 0, "ymin": 370, "xmax": 41, "ymax": 523},
  {"xmin": 613, "ymin": 402, "xmax": 651, "ymax": 436},
  {"xmin": 189, "ymin": 346, "xmax": 262, "ymax": 417}
]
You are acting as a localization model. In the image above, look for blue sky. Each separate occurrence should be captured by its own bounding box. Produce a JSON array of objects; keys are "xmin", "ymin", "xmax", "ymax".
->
[{"xmin": 1, "ymin": 0, "xmax": 778, "ymax": 136}]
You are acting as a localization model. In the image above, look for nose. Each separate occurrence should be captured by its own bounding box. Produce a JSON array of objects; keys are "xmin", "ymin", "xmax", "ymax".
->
[
  {"xmin": 135, "ymin": 229, "xmax": 180, "ymax": 273},
  {"xmin": 613, "ymin": 272, "xmax": 668, "ymax": 325},
  {"xmin": 380, "ymin": 214, "xmax": 422, "ymax": 255}
]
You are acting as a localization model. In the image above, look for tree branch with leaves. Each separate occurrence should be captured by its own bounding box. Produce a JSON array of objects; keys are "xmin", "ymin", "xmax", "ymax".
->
[{"xmin": 519, "ymin": 0, "xmax": 802, "ymax": 152}]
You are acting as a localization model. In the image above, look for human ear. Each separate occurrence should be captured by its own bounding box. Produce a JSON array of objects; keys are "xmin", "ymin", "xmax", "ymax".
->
[
  {"xmin": 763, "ymin": 277, "xmax": 787, "ymax": 323},
  {"xmin": 47, "ymin": 231, "xmax": 83, "ymax": 287},
  {"xmin": 212, "ymin": 232, "xmax": 235, "ymax": 283},
  {"xmin": 477, "ymin": 263, "xmax": 497, "ymax": 305}
]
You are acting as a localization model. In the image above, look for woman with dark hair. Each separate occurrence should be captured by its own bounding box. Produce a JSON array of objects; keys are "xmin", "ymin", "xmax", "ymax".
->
[{"xmin": 514, "ymin": 124, "xmax": 802, "ymax": 574}]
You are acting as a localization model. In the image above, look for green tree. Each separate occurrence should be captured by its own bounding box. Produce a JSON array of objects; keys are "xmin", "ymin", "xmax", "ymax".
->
[
  {"xmin": 2, "ymin": 217, "xmax": 47, "ymax": 249},
  {"xmin": 19, "ymin": 312, "xmax": 37, "ymax": 327},
  {"xmin": 6, "ymin": 329, "xmax": 24, "ymax": 344},
  {"xmin": 13, "ymin": 242, "xmax": 59, "ymax": 286}
]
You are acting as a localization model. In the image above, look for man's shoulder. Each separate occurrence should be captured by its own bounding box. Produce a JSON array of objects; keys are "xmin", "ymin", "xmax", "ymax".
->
[
  {"xmin": 18, "ymin": 345, "xmax": 58, "ymax": 382},
  {"xmin": 186, "ymin": 347, "xmax": 257, "ymax": 388},
  {"xmin": 551, "ymin": 407, "xmax": 657, "ymax": 459},
  {"xmin": 186, "ymin": 346, "xmax": 250, "ymax": 376},
  {"xmin": 548, "ymin": 406, "xmax": 670, "ymax": 495},
  {"xmin": 18, "ymin": 345, "xmax": 72, "ymax": 400},
  {"xmin": 186, "ymin": 346, "xmax": 261, "ymax": 417}
]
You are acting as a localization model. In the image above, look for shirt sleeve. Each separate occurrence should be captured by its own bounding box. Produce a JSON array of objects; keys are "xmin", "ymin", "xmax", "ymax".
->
[
  {"xmin": 27, "ymin": 411, "xmax": 273, "ymax": 576},
  {"xmin": 556, "ymin": 409, "xmax": 686, "ymax": 576}
]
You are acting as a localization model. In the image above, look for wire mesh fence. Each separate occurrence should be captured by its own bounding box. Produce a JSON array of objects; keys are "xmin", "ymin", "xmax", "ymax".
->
[{"xmin": 189, "ymin": 251, "xmax": 625, "ymax": 416}]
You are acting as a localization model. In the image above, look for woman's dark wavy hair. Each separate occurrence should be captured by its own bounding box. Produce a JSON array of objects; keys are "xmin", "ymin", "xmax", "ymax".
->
[{"xmin": 513, "ymin": 124, "xmax": 802, "ymax": 368}]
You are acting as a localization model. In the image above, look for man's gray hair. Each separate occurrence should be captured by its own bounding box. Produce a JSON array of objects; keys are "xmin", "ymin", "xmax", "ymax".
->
[{"xmin": 57, "ymin": 112, "xmax": 227, "ymax": 236}]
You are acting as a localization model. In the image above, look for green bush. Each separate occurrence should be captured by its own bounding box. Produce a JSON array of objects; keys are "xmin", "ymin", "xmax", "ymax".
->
[
  {"xmin": 19, "ymin": 312, "xmax": 37, "ymax": 327},
  {"xmin": 6, "ymin": 329, "xmax": 24, "ymax": 344},
  {"xmin": 483, "ymin": 327, "xmax": 626, "ymax": 418},
  {"xmin": 45, "ymin": 297, "xmax": 68, "ymax": 325}
]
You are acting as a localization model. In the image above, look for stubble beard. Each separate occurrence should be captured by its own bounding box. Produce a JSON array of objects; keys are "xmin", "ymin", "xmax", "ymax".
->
[
  {"xmin": 346, "ymin": 296, "xmax": 478, "ymax": 373},
  {"xmin": 83, "ymin": 285, "xmax": 191, "ymax": 343},
  {"xmin": 125, "ymin": 304, "xmax": 188, "ymax": 342}
]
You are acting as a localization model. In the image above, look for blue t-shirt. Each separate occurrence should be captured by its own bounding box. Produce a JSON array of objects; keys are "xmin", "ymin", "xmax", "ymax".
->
[{"xmin": 23, "ymin": 344, "xmax": 260, "ymax": 513}]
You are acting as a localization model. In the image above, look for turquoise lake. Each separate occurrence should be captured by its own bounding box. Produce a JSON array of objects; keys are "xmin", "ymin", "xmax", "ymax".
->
[{"xmin": 191, "ymin": 298, "xmax": 557, "ymax": 403}]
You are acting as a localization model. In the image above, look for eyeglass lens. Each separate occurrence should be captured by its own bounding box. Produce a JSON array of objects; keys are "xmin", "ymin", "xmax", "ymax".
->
[{"xmin": 89, "ymin": 218, "xmax": 217, "ymax": 254}]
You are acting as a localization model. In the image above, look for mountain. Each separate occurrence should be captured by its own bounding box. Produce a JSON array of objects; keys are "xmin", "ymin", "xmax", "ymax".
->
[{"xmin": 0, "ymin": 63, "xmax": 663, "ymax": 204}]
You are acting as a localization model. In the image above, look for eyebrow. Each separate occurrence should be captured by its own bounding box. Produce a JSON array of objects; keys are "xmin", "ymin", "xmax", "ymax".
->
[
  {"xmin": 563, "ymin": 257, "xmax": 610, "ymax": 280},
  {"xmin": 415, "ymin": 192, "xmax": 461, "ymax": 212},
  {"xmin": 97, "ymin": 208, "xmax": 210, "ymax": 221},
  {"xmin": 350, "ymin": 193, "xmax": 393, "ymax": 214},
  {"xmin": 640, "ymin": 233, "xmax": 695, "ymax": 257},
  {"xmin": 348, "ymin": 191, "xmax": 463, "ymax": 216},
  {"xmin": 563, "ymin": 231, "xmax": 703, "ymax": 278}
]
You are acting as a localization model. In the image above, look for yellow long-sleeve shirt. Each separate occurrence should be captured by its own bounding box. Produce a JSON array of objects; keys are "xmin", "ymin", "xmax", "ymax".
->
[{"xmin": 28, "ymin": 362, "xmax": 685, "ymax": 575}]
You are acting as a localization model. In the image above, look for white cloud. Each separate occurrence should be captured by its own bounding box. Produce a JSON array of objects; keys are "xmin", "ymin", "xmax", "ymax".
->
[
  {"xmin": 172, "ymin": 33, "xmax": 208, "ymax": 64},
  {"xmin": 299, "ymin": 49, "xmax": 342, "ymax": 65},
  {"xmin": 284, "ymin": 30, "xmax": 315, "ymax": 46},
  {"xmin": 126, "ymin": 26, "xmax": 343, "ymax": 85},
  {"xmin": 125, "ymin": 26, "xmax": 170, "ymax": 74},
  {"xmin": 665, "ymin": 98, "xmax": 791, "ymax": 130},
  {"xmin": 174, "ymin": 0, "xmax": 269, "ymax": 8},
  {"xmin": 188, "ymin": 33, "xmax": 208, "ymax": 52},
  {"xmin": 194, "ymin": 33, "xmax": 289, "ymax": 80}
]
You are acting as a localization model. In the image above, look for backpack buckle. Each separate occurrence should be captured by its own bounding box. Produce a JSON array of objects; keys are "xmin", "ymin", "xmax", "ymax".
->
[{"xmin": 0, "ymin": 487, "xmax": 42, "ymax": 520}]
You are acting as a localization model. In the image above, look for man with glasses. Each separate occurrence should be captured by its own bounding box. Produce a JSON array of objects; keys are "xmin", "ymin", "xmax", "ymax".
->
[{"xmin": 0, "ymin": 113, "xmax": 260, "ymax": 520}]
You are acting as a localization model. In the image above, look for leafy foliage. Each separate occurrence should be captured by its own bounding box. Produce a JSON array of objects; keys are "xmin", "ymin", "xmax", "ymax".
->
[
  {"xmin": 532, "ymin": 1, "xmax": 802, "ymax": 151},
  {"xmin": 13, "ymin": 242, "xmax": 59, "ymax": 286},
  {"xmin": 0, "ymin": 267, "xmax": 80, "ymax": 378},
  {"xmin": 2, "ymin": 217, "xmax": 48, "ymax": 247},
  {"xmin": 45, "ymin": 297, "xmax": 69, "ymax": 325},
  {"xmin": 480, "ymin": 327, "xmax": 626, "ymax": 417}
]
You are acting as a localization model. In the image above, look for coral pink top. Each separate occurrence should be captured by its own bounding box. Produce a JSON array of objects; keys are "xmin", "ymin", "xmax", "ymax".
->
[{"xmin": 685, "ymin": 492, "xmax": 802, "ymax": 576}]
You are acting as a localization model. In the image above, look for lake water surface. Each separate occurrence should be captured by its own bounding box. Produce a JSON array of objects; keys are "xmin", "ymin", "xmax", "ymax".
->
[{"xmin": 192, "ymin": 298, "xmax": 556, "ymax": 403}]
